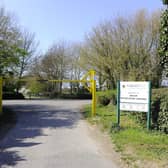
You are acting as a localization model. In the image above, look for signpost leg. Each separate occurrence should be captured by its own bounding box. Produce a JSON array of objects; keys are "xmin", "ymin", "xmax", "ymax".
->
[
  {"xmin": 147, "ymin": 81, "xmax": 151, "ymax": 130},
  {"xmin": 117, "ymin": 81, "xmax": 120, "ymax": 127}
]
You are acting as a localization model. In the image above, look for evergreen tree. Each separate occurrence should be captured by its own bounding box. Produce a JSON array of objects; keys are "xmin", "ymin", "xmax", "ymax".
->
[
  {"xmin": 162, "ymin": 0, "xmax": 168, "ymax": 5},
  {"xmin": 158, "ymin": 1, "xmax": 168, "ymax": 74}
]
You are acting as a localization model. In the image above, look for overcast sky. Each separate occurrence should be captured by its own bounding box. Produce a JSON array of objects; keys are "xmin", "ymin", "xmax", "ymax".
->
[{"xmin": 0, "ymin": 0, "xmax": 163, "ymax": 53}]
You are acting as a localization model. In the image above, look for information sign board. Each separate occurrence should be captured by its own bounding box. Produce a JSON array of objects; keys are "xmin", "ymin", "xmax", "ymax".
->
[
  {"xmin": 120, "ymin": 82, "xmax": 149, "ymax": 112},
  {"xmin": 116, "ymin": 81, "xmax": 151, "ymax": 130}
]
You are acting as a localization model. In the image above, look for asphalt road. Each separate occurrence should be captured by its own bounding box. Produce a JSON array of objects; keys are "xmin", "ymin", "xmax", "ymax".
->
[{"xmin": 0, "ymin": 100, "xmax": 120, "ymax": 168}]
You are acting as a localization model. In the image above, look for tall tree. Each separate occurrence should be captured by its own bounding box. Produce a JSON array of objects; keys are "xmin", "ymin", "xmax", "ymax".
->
[
  {"xmin": 68, "ymin": 43, "xmax": 83, "ymax": 93},
  {"xmin": 11, "ymin": 30, "xmax": 38, "ymax": 79},
  {"xmin": 80, "ymin": 10, "xmax": 161, "ymax": 89},
  {"xmin": 31, "ymin": 42, "xmax": 69, "ymax": 94},
  {"xmin": 0, "ymin": 7, "xmax": 25, "ymax": 76},
  {"xmin": 158, "ymin": 1, "xmax": 168, "ymax": 75},
  {"xmin": 0, "ymin": 7, "xmax": 38, "ymax": 94},
  {"xmin": 162, "ymin": 0, "xmax": 168, "ymax": 5}
]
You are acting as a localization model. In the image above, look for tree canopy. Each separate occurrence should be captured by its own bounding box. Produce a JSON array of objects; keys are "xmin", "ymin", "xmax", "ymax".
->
[
  {"xmin": 158, "ymin": 3, "xmax": 168, "ymax": 76},
  {"xmin": 80, "ymin": 10, "xmax": 162, "ymax": 88},
  {"xmin": 162, "ymin": 0, "xmax": 168, "ymax": 5},
  {"xmin": 0, "ymin": 7, "xmax": 166, "ymax": 95}
]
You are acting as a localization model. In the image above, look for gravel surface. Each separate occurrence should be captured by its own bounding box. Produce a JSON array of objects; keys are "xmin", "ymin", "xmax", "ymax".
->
[{"xmin": 0, "ymin": 100, "xmax": 121, "ymax": 168}]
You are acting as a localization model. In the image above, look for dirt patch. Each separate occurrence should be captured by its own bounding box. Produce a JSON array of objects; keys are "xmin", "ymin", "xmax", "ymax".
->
[
  {"xmin": 0, "ymin": 107, "xmax": 17, "ymax": 140},
  {"xmin": 85, "ymin": 123, "xmax": 168, "ymax": 168}
]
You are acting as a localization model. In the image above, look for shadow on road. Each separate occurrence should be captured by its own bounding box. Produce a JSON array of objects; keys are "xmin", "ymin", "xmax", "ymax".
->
[{"xmin": 0, "ymin": 103, "xmax": 80, "ymax": 167}]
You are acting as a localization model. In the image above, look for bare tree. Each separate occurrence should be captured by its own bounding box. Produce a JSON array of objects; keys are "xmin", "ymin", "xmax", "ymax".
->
[
  {"xmin": 18, "ymin": 30, "xmax": 38, "ymax": 78},
  {"xmin": 68, "ymin": 43, "xmax": 83, "ymax": 93},
  {"xmin": 32, "ymin": 42, "xmax": 69, "ymax": 94},
  {"xmin": 80, "ymin": 10, "xmax": 161, "ymax": 89}
]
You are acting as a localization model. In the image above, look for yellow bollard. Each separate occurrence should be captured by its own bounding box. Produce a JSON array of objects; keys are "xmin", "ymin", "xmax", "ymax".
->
[
  {"xmin": 0, "ymin": 77, "xmax": 2, "ymax": 115},
  {"xmin": 90, "ymin": 70, "xmax": 96, "ymax": 117}
]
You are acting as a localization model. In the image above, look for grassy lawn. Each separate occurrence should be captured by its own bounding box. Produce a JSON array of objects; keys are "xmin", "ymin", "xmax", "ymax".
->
[{"xmin": 84, "ymin": 104, "xmax": 168, "ymax": 168}]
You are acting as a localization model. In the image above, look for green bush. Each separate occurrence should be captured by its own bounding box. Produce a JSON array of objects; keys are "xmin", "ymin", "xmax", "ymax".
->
[
  {"xmin": 162, "ymin": 0, "xmax": 168, "ymax": 5},
  {"xmin": 96, "ymin": 90, "xmax": 116, "ymax": 106},
  {"xmin": 97, "ymin": 95, "xmax": 111, "ymax": 106},
  {"xmin": 96, "ymin": 88, "xmax": 168, "ymax": 133},
  {"xmin": 151, "ymin": 89, "xmax": 162, "ymax": 127},
  {"xmin": 151, "ymin": 88, "xmax": 168, "ymax": 132},
  {"xmin": 118, "ymin": 88, "xmax": 168, "ymax": 132},
  {"xmin": 132, "ymin": 89, "xmax": 163, "ymax": 128},
  {"xmin": 158, "ymin": 94, "xmax": 168, "ymax": 133},
  {"xmin": 3, "ymin": 92, "xmax": 25, "ymax": 99}
]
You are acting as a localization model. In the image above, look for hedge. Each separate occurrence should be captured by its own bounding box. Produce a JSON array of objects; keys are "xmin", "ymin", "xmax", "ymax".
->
[
  {"xmin": 96, "ymin": 90, "xmax": 116, "ymax": 106},
  {"xmin": 96, "ymin": 88, "xmax": 168, "ymax": 133},
  {"xmin": 3, "ymin": 92, "xmax": 25, "ymax": 99}
]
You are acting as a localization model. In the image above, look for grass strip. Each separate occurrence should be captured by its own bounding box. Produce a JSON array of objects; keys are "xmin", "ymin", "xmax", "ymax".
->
[{"xmin": 83, "ymin": 104, "xmax": 168, "ymax": 168}]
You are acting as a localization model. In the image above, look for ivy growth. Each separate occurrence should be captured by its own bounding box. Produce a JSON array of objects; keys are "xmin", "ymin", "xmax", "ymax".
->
[
  {"xmin": 158, "ymin": 5, "xmax": 168, "ymax": 74},
  {"xmin": 162, "ymin": 0, "xmax": 168, "ymax": 5}
]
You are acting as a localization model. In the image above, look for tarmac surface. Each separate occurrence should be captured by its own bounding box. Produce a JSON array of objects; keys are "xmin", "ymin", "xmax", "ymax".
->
[{"xmin": 0, "ymin": 100, "xmax": 120, "ymax": 168}]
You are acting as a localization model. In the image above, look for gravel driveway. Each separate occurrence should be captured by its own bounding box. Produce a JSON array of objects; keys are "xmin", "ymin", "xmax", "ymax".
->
[{"xmin": 0, "ymin": 100, "xmax": 120, "ymax": 168}]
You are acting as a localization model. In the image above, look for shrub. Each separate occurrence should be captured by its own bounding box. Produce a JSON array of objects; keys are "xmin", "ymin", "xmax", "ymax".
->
[
  {"xmin": 96, "ymin": 88, "xmax": 168, "ymax": 133},
  {"xmin": 158, "ymin": 94, "xmax": 168, "ymax": 133},
  {"xmin": 125, "ymin": 88, "xmax": 168, "ymax": 132},
  {"xmin": 150, "ymin": 88, "xmax": 168, "ymax": 133},
  {"xmin": 96, "ymin": 90, "xmax": 116, "ymax": 106},
  {"xmin": 151, "ymin": 89, "xmax": 162, "ymax": 127},
  {"xmin": 97, "ymin": 95, "xmax": 111, "ymax": 106},
  {"xmin": 151, "ymin": 89, "xmax": 168, "ymax": 126},
  {"xmin": 3, "ymin": 92, "xmax": 25, "ymax": 99}
]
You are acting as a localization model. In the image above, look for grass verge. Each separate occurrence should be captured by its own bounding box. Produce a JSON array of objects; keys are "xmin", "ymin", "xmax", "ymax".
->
[{"xmin": 83, "ymin": 104, "xmax": 168, "ymax": 168}]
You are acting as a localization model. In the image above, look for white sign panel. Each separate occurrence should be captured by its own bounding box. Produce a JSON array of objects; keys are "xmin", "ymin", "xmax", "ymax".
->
[{"xmin": 120, "ymin": 81, "xmax": 150, "ymax": 112}]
